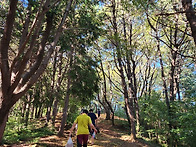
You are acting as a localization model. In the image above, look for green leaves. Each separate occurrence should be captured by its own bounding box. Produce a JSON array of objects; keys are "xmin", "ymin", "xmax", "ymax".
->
[
  {"xmin": 4, "ymin": 117, "xmax": 54, "ymax": 144},
  {"xmin": 69, "ymin": 56, "xmax": 99, "ymax": 106}
]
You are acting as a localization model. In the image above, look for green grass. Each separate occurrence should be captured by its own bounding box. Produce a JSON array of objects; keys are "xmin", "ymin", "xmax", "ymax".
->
[{"xmin": 3, "ymin": 118, "xmax": 55, "ymax": 145}]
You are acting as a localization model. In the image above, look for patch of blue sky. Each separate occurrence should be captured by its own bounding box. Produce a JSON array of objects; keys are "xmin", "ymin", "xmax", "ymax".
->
[
  {"xmin": 19, "ymin": 0, "xmax": 28, "ymax": 7},
  {"xmin": 98, "ymin": 1, "xmax": 104, "ymax": 7}
]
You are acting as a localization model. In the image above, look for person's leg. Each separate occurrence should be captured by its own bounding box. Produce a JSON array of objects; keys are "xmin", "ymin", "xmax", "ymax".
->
[
  {"xmin": 83, "ymin": 134, "xmax": 89, "ymax": 147},
  {"xmin": 90, "ymin": 130, "xmax": 95, "ymax": 145},
  {"xmin": 88, "ymin": 126, "xmax": 93, "ymax": 136},
  {"xmin": 77, "ymin": 135, "xmax": 83, "ymax": 147}
]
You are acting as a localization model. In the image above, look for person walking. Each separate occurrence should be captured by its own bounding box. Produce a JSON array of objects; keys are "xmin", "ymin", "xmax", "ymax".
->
[
  {"xmin": 88, "ymin": 109, "xmax": 98, "ymax": 144},
  {"xmin": 69, "ymin": 109, "xmax": 97, "ymax": 147},
  {"xmin": 97, "ymin": 108, "xmax": 101, "ymax": 117},
  {"xmin": 88, "ymin": 109, "xmax": 97, "ymax": 128}
]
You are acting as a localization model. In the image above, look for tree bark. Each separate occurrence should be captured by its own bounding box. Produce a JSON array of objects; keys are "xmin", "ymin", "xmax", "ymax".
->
[
  {"xmin": 182, "ymin": 0, "xmax": 196, "ymax": 45},
  {"xmin": 0, "ymin": 0, "xmax": 73, "ymax": 142},
  {"xmin": 58, "ymin": 51, "xmax": 73, "ymax": 136},
  {"xmin": 57, "ymin": 71, "xmax": 71, "ymax": 136},
  {"xmin": 52, "ymin": 51, "xmax": 67, "ymax": 126},
  {"xmin": 98, "ymin": 49, "xmax": 114, "ymax": 123},
  {"xmin": 110, "ymin": 0, "xmax": 137, "ymax": 140},
  {"xmin": 0, "ymin": 112, "xmax": 8, "ymax": 143}
]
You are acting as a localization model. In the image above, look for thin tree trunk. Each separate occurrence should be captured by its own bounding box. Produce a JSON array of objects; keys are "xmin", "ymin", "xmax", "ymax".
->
[
  {"xmin": 182, "ymin": 0, "xmax": 196, "ymax": 45},
  {"xmin": 108, "ymin": 65, "xmax": 115, "ymax": 125},
  {"xmin": 57, "ymin": 77, "xmax": 71, "ymax": 136},
  {"xmin": 46, "ymin": 105, "xmax": 52, "ymax": 124},
  {"xmin": 156, "ymin": 34, "xmax": 173, "ymax": 145},
  {"xmin": 30, "ymin": 104, "xmax": 34, "ymax": 119},
  {"xmin": 97, "ymin": 92, "xmax": 110, "ymax": 119},
  {"xmin": 47, "ymin": 49, "xmax": 58, "ymax": 124},
  {"xmin": 98, "ymin": 49, "xmax": 114, "ymax": 123},
  {"xmin": 37, "ymin": 104, "xmax": 42, "ymax": 118},
  {"xmin": 52, "ymin": 98, "xmax": 59, "ymax": 125},
  {"xmin": 22, "ymin": 101, "xmax": 27, "ymax": 118},
  {"xmin": 0, "ymin": 113, "xmax": 8, "ymax": 143},
  {"xmin": 52, "ymin": 51, "xmax": 65, "ymax": 126},
  {"xmin": 104, "ymin": 104, "xmax": 111, "ymax": 120},
  {"xmin": 58, "ymin": 51, "xmax": 73, "ymax": 136},
  {"xmin": 111, "ymin": 0, "xmax": 136, "ymax": 140},
  {"xmin": 25, "ymin": 94, "xmax": 31, "ymax": 127}
]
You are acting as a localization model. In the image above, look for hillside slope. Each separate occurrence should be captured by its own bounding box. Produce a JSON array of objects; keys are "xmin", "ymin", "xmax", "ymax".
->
[{"xmin": 2, "ymin": 114, "xmax": 151, "ymax": 147}]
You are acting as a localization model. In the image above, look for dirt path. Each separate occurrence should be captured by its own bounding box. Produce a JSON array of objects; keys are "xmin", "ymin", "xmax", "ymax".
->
[
  {"xmin": 87, "ymin": 115, "xmax": 149, "ymax": 147},
  {"xmin": 35, "ymin": 114, "xmax": 149, "ymax": 147},
  {"xmin": 3, "ymin": 114, "xmax": 150, "ymax": 147}
]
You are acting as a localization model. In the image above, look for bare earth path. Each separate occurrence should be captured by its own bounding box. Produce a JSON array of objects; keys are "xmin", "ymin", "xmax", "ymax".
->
[
  {"xmin": 36, "ymin": 114, "xmax": 149, "ymax": 147},
  {"xmin": 2, "ymin": 114, "xmax": 150, "ymax": 147}
]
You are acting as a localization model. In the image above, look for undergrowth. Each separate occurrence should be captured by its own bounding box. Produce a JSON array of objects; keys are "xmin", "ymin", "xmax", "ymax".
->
[{"xmin": 3, "ymin": 117, "xmax": 55, "ymax": 145}]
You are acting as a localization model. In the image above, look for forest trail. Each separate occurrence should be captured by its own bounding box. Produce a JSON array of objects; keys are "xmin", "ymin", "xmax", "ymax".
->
[{"xmin": 3, "ymin": 114, "xmax": 150, "ymax": 147}]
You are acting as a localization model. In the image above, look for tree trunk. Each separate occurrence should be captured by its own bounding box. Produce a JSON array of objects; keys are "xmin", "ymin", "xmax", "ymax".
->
[
  {"xmin": 111, "ymin": 0, "xmax": 136, "ymax": 139},
  {"xmin": 46, "ymin": 105, "xmax": 53, "ymax": 124},
  {"xmin": 104, "ymin": 105, "xmax": 111, "ymax": 120},
  {"xmin": 25, "ymin": 94, "xmax": 32, "ymax": 127},
  {"xmin": 52, "ymin": 98, "xmax": 59, "ymax": 126},
  {"xmin": 156, "ymin": 33, "xmax": 173, "ymax": 145},
  {"xmin": 108, "ymin": 65, "xmax": 115, "ymax": 125},
  {"xmin": 98, "ymin": 49, "xmax": 114, "ymax": 123},
  {"xmin": 58, "ymin": 75, "xmax": 71, "ymax": 136},
  {"xmin": 97, "ymin": 92, "xmax": 110, "ymax": 119},
  {"xmin": 30, "ymin": 104, "xmax": 34, "ymax": 119},
  {"xmin": 35, "ymin": 106, "xmax": 38, "ymax": 118},
  {"xmin": 58, "ymin": 51, "xmax": 73, "ymax": 136},
  {"xmin": 182, "ymin": 0, "xmax": 196, "ymax": 45},
  {"xmin": 124, "ymin": 20, "xmax": 139, "ymax": 134},
  {"xmin": 22, "ymin": 101, "xmax": 27, "ymax": 118},
  {"xmin": 0, "ymin": 0, "xmax": 73, "ymax": 141},
  {"xmin": 37, "ymin": 104, "xmax": 43, "ymax": 118},
  {"xmin": 52, "ymin": 51, "xmax": 65, "ymax": 126},
  {"xmin": 0, "ymin": 112, "xmax": 9, "ymax": 144},
  {"xmin": 0, "ymin": 0, "xmax": 18, "ymax": 127}
]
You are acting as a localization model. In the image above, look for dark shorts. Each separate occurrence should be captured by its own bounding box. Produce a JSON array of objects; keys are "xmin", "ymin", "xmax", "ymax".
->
[{"xmin": 77, "ymin": 134, "xmax": 89, "ymax": 147}]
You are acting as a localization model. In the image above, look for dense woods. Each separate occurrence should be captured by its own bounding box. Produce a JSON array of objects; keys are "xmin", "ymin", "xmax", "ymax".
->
[{"xmin": 0, "ymin": 0, "xmax": 195, "ymax": 146}]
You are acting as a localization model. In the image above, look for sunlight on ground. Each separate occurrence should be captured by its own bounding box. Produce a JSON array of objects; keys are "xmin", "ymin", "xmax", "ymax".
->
[
  {"xmin": 39, "ymin": 135, "xmax": 59, "ymax": 141},
  {"xmin": 38, "ymin": 135, "xmax": 67, "ymax": 147},
  {"xmin": 100, "ymin": 140, "xmax": 110, "ymax": 144},
  {"xmin": 7, "ymin": 114, "xmax": 149, "ymax": 147},
  {"xmin": 101, "ymin": 132, "xmax": 116, "ymax": 139},
  {"xmin": 120, "ymin": 135, "xmax": 133, "ymax": 141}
]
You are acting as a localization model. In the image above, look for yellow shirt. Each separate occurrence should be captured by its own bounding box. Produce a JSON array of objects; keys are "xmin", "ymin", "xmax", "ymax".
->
[{"xmin": 74, "ymin": 113, "xmax": 92, "ymax": 135}]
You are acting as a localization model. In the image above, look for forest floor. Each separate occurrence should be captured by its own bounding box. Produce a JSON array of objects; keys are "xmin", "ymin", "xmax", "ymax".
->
[{"xmin": 2, "ymin": 114, "xmax": 153, "ymax": 147}]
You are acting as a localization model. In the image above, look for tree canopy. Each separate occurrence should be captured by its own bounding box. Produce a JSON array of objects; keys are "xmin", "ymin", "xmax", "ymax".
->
[{"xmin": 0, "ymin": 0, "xmax": 196, "ymax": 146}]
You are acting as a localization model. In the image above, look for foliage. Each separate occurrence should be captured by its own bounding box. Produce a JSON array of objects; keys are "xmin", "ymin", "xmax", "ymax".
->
[
  {"xmin": 3, "ymin": 115, "xmax": 54, "ymax": 144},
  {"xmin": 67, "ymin": 101, "xmax": 81, "ymax": 125},
  {"xmin": 1, "ymin": 0, "xmax": 196, "ymax": 146},
  {"xmin": 174, "ymin": 101, "xmax": 196, "ymax": 146},
  {"xmin": 0, "ymin": 0, "xmax": 8, "ymax": 36},
  {"xmin": 139, "ymin": 87, "xmax": 196, "ymax": 146},
  {"xmin": 180, "ymin": 69, "xmax": 196, "ymax": 100},
  {"xmin": 115, "ymin": 105, "xmax": 127, "ymax": 119},
  {"xmin": 69, "ymin": 56, "xmax": 99, "ymax": 106},
  {"xmin": 139, "ymin": 91, "xmax": 168, "ymax": 145},
  {"xmin": 176, "ymin": 69, "xmax": 196, "ymax": 146}
]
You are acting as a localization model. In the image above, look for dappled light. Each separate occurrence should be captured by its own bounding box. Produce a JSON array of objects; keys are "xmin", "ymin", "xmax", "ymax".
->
[
  {"xmin": 39, "ymin": 135, "xmax": 61, "ymax": 141},
  {"xmin": 120, "ymin": 135, "xmax": 133, "ymax": 141},
  {"xmin": 1, "ymin": 0, "xmax": 195, "ymax": 146},
  {"xmin": 2, "ymin": 114, "xmax": 150, "ymax": 147}
]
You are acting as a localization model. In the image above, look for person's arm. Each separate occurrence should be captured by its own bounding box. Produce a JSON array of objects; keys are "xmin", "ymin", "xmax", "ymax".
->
[
  {"xmin": 94, "ymin": 113, "xmax": 97, "ymax": 120},
  {"xmin": 89, "ymin": 123, "xmax": 97, "ymax": 133},
  {"xmin": 69, "ymin": 122, "xmax": 77, "ymax": 137}
]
